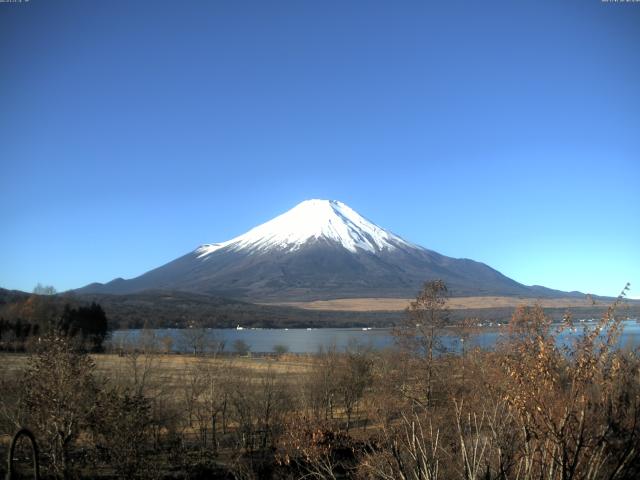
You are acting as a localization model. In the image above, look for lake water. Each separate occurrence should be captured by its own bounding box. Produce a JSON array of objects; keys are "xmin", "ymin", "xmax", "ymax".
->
[{"xmin": 110, "ymin": 319, "xmax": 640, "ymax": 354}]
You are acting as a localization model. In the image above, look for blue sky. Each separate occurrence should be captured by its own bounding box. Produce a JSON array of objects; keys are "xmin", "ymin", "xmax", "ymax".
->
[{"xmin": 1, "ymin": 0, "xmax": 638, "ymax": 298}]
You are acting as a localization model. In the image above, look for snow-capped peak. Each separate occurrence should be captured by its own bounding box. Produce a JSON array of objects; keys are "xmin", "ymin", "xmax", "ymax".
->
[{"xmin": 195, "ymin": 199, "xmax": 416, "ymax": 257}]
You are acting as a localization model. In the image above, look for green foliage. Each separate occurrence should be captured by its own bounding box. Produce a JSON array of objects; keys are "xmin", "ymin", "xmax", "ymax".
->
[
  {"xmin": 57, "ymin": 302, "xmax": 109, "ymax": 351},
  {"xmin": 0, "ymin": 295, "xmax": 109, "ymax": 352},
  {"xmin": 273, "ymin": 344, "xmax": 289, "ymax": 355}
]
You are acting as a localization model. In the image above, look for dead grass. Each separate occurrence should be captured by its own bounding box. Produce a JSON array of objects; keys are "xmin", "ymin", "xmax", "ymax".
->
[
  {"xmin": 0, "ymin": 352, "xmax": 30, "ymax": 374},
  {"xmin": 267, "ymin": 296, "xmax": 601, "ymax": 311},
  {"xmin": 0, "ymin": 352, "xmax": 315, "ymax": 391}
]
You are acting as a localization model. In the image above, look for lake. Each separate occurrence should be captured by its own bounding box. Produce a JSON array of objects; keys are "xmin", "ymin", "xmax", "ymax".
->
[{"xmin": 109, "ymin": 319, "xmax": 640, "ymax": 354}]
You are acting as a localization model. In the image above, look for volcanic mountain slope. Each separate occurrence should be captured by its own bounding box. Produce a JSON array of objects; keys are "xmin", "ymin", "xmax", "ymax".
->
[{"xmin": 78, "ymin": 199, "xmax": 581, "ymax": 301}]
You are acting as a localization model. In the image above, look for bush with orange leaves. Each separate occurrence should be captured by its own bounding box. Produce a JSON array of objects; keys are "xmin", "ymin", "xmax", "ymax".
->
[
  {"xmin": 277, "ymin": 414, "xmax": 366, "ymax": 480},
  {"xmin": 358, "ymin": 284, "xmax": 639, "ymax": 480},
  {"xmin": 495, "ymin": 283, "xmax": 640, "ymax": 479}
]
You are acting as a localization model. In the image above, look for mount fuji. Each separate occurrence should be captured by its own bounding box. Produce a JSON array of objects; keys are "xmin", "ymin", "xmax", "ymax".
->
[{"xmin": 78, "ymin": 199, "xmax": 577, "ymax": 301}]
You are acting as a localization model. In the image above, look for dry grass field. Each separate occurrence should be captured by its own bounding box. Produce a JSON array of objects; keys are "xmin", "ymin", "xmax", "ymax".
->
[
  {"xmin": 268, "ymin": 295, "xmax": 602, "ymax": 311},
  {"xmin": 0, "ymin": 352, "xmax": 314, "ymax": 384}
]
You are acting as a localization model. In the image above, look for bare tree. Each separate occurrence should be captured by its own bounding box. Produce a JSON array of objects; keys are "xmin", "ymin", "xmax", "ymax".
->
[
  {"xmin": 451, "ymin": 317, "xmax": 480, "ymax": 394},
  {"xmin": 32, "ymin": 283, "xmax": 57, "ymax": 295},
  {"xmin": 21, "ymin": 335, "xmax": 98, "ymax": 479},
  {"xmin": 394, "ymin": 280, "xmax": 449, "ymax": 406},
  {"xmin": 359, "ymin": 404, "xmax": 441, "ymax": 480},
  {"xmin": 305, "ymin": 345, "xmax": 339, "ymax": 423},
  {"xmin": 181, "ymin": 325, "xmax": 224, "ymax": 356},
  {"xmin": 233, "ymin": 339, "xmax": 250, "ymax": 356},
  {"xmin": 336, "ymin": 341, "xmax": 373, "ymax": 432},
  {"xmin": 182, "ymin": 348, "xmax": 230, "ymax": 456},
  {"xmin": 119, "ymin": 328, "xmax": 160, "ymax": 396},
  {"xmin": 90, "ymin": 387, "xmax": 153, "ymax": 479}
]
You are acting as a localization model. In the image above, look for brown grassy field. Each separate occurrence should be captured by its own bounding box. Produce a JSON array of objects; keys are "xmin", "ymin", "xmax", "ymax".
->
[
  {"xmin": 0, "ymin": 352, "xmax": 315, "ymax": 392},
  {"xmin": 267, "ymin": 295, "xmax": 604, "ymax": 311}
]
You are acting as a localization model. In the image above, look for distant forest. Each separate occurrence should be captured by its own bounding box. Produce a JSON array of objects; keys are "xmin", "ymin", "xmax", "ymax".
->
[
  {"xmin": 2, "ymin": 287, "xmax": 638, "ymax": 342},
  {"xmin": 0, "ymin": 290, "xmax": 108, "ymax": 352}
]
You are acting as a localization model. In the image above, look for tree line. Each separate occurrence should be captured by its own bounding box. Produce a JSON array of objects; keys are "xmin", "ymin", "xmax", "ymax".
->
[{"xmin": 0, "ymin": 294, "xmax": 109, "ymax": 352}]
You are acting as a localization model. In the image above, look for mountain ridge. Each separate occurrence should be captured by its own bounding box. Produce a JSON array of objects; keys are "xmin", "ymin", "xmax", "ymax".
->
[{"xmin": 77, "ymin": 199, "xmax": 588, "ymax": 301}]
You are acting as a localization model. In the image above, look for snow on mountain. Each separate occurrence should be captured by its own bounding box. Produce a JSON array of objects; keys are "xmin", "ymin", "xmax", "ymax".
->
[
  {"xmin": 195, "ymin": 199, "xmax": 417, "ymax": 257},
  {"xmin": 77, "ymin": 199, "xmax": 583, "ymax": 301}
]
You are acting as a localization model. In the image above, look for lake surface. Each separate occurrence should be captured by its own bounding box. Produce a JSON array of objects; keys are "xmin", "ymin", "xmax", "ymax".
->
[{"xmin": 110, "ymin": 319, "xmax": 640, "ymax": 354}]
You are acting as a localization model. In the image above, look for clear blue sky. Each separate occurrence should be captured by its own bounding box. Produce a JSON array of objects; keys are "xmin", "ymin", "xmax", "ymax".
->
[{"xmin": 1, "ymin": 0, "xmax": 638, "ymax": 298}]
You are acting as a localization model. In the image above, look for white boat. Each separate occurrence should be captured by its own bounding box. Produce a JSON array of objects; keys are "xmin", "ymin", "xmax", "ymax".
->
[{"xmin": 236, "ymin": 325, "xmax": 244, "ymax": 330}]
